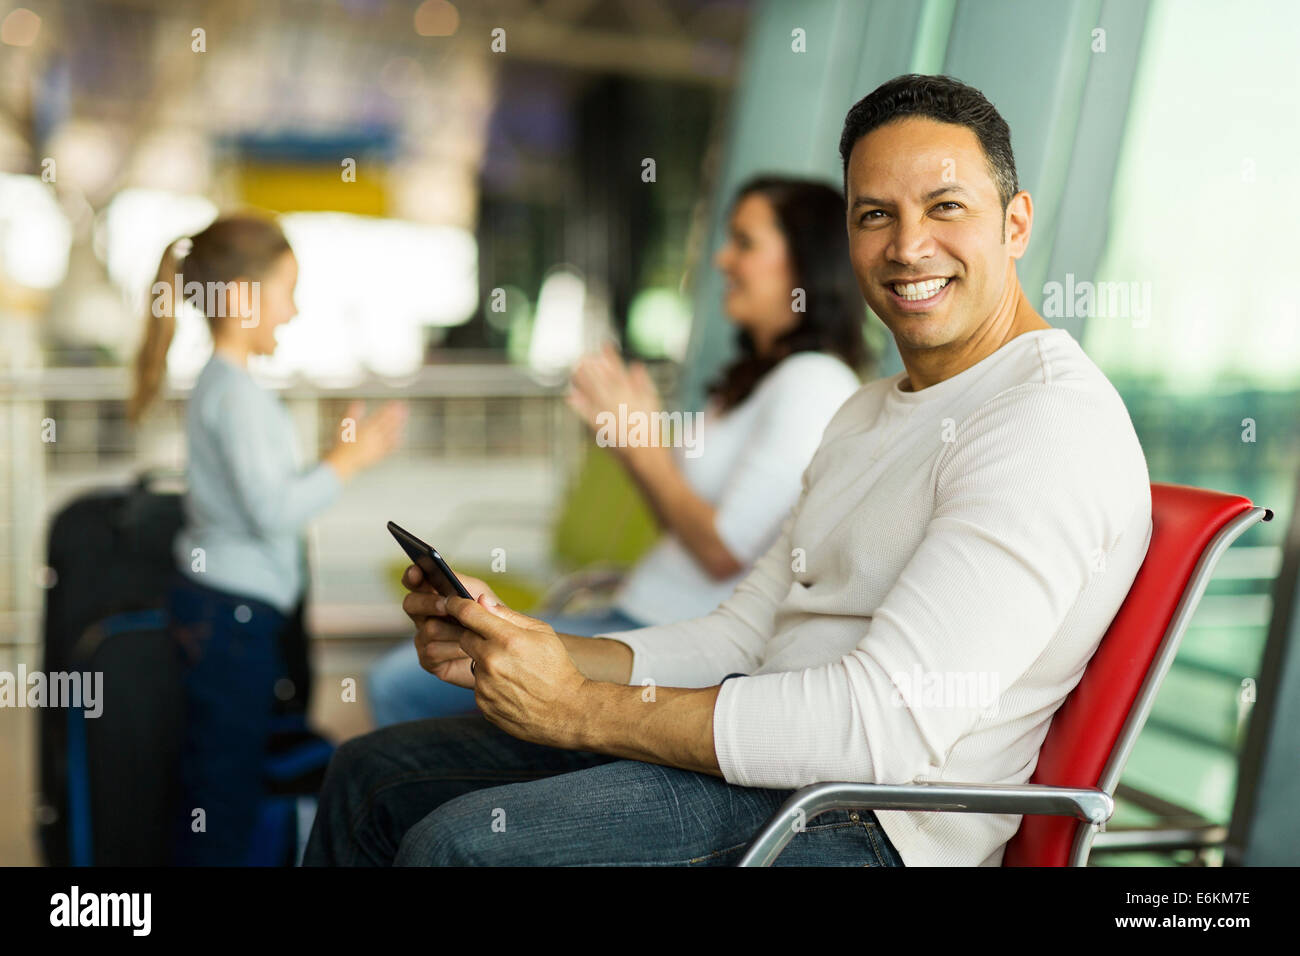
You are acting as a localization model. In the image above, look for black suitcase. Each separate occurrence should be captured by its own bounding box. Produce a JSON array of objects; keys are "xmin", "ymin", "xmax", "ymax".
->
[
  {"xmin": 38, "ymin": 472, "xmax": 332, "ymax": 866},
  {"xmin": 37, "ymin": 472, "xmax": 186, "ymax": 865},
  {"xmin": 63, "ymin": 608, "xmax": 185, "ymax": 865}
]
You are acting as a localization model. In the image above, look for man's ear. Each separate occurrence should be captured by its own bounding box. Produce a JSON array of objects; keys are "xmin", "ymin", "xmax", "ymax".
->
[{"xmin": 1004, "ymin": 190, "xmax": 1033, "ymax": 258}]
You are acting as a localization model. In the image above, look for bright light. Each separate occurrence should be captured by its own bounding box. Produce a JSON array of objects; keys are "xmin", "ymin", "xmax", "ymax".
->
[
  {"xmin": 1084, "ymin": 0, "xmax": 1300, "ymax": 390},
  {"xmin": 0, "ymin": 174, "xmax": 72, "ymax": 290},
  {"xmin": 46, "ymin": 121, "xmax": 123, "ymax": 200},
  {"xmin": 101, "ymin": 188, "xmax": 219, "ymax": 301},
  {"xmin": 528, "ymin": 268, "xmax": 587, "ymax": 373},
  {"xmin": 0, "ymin": 8, "xmax": 40, "ymax": 47},
  {"xmin": 414, "ymin": 0, "xmax": 459, "ymax": 36},
  {"xmin": 102, "ymin": 197, "xmax": 477, "ymax": 384},
  {"xmin": 270, "ymin": 211, "xmax": 478, "ymax": 382},
  {"xmin": 100, "ymin": 188, "xmax": 218, "ymax": 380},
  {"xmin": 626, "ymin": 287, "xmax": 692, "ymax": 361}
]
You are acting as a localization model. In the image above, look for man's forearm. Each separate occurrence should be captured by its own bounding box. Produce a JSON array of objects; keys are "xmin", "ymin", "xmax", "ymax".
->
[
  {"xmin": 558, "ymin": 633, "xmax": 635, "ymax": 684},
  {"xmin": 555, "ymin": 623, "xmax": 723, "ymax": 778},
  {"xmin": 571, "ymin": 680, "xmax": 722, "ymax": 777}
]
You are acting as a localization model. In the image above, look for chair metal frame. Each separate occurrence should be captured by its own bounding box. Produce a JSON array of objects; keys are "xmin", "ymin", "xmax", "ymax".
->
[{"xmin": 738, "ymin": 500, "xmax": 1273, "ymax": 867}]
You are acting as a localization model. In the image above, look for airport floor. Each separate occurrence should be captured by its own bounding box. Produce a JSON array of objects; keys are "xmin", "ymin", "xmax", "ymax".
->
[{"xmin": 0, "ymin": 638, "xmax": 388, "ymax": 867}]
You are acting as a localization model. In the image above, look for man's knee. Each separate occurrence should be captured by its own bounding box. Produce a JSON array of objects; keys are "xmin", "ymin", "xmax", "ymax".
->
[
  {"xmin": 321, "ymin": 724, "xmax": 407, "ymax": 796},
  {"xmin": 318, "ymin": 733, "xmax": 368, "ymax": 802},
  {"xmin": 394, "ymin": 792, "xmax": 506, "ymax": 866}
]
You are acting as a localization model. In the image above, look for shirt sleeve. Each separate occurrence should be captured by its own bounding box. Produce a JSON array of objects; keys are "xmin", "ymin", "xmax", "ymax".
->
[
  {"xmin": 599, "ymin": 506, "xmax": 801, "ymax": 688},
  {"xmin": 711, "ymin": 382, "xmax": 1149, "ymax": 789},
  {"xmin": 711, "ymin": 357, "xmax": 859, "ymax": 563},
  {"xmin": 210, "ymin": 379, "xmax": 343, "ymax": 539}
]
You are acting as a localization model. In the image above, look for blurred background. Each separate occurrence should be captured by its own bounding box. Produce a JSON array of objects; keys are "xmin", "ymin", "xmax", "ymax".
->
[{"xmin": 1, "ymin": 0, "xmax": 1297, "ymax": 867}]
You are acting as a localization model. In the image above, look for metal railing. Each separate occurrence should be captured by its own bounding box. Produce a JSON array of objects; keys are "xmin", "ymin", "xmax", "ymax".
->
[{"xmin": 1, "ymin": 361, "xmax": 652, "ymax": 654}]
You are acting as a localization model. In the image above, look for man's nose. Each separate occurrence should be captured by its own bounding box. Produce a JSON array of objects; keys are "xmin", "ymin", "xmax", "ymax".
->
[{"xmin": 887, "ymin": 215, "xmax": 935, "ymax": 264}]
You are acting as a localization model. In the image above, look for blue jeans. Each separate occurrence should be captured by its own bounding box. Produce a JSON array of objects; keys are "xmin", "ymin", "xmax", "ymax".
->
[
  {"xmin": 366, "ymin": 606, "xmax": 647, "ymax": 727},
  {"xmin": 302, "ymin": 714, "xmax": 904, "ymax": 866},
  {"xmin": 167, "ymin": 573, "xmax": 288, "ymax": 866}
]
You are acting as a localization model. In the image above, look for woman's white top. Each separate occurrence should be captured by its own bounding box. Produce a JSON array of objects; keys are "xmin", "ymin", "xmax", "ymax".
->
[{"xmin": 613, "ymin": 351, "xmax": 862, "ymax": 626}]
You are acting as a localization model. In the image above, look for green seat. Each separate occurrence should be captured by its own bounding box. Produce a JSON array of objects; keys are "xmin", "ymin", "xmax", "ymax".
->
[{"xmin": 551, "ymin": 446, "xmax": 660, "ymax": 569}]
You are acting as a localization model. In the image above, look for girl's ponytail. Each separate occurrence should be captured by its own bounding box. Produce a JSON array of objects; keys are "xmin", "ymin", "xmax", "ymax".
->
[{"xmin": 127, "ymin": 239, "xmax": 185, "ymax": 422}]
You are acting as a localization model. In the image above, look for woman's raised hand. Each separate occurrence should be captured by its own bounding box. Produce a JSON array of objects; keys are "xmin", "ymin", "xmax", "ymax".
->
[{"xmin": 565, "ymin": 342, "xmax": 661, "ymax": 434}]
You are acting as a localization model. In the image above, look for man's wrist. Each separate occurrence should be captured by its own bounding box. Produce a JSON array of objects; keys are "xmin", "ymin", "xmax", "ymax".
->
[
  {"xmin": 559, "ymin": 632, "xmax": 635, "ymax": 684},
  {"xmin": 568, "ymin": 678, "xmax": 611, "ymax": 751}
]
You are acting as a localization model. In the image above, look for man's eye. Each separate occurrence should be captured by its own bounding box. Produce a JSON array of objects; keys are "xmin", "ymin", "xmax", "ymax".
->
[
  {"xmin": 859, "ymin": 210, "xmax": 885, "ymax": 224},
  {"xmin": 935, "ymin": 201, "xmax": 962, "ymax": 212}
]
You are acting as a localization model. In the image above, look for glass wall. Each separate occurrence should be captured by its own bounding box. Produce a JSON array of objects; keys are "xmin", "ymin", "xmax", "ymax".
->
[{"xmin": 1082, "ymin": 0, "xmax": 1300, "ymax": 864}]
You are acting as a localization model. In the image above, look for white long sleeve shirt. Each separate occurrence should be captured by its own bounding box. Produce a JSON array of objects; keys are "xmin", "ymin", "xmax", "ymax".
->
[{"xmin": 600, "ymin": 327, "xmax": 1152, "ymax": 867}]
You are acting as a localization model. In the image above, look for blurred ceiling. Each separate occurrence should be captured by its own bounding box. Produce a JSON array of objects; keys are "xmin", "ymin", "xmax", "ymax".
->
[{"xmin": 0, "ymin": 0, "xmax": 749, "ymax": 217}]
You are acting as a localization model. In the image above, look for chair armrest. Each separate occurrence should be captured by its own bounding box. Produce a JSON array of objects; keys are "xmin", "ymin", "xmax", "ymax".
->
[{"xmin": 737, "ymin": 780, "xmax": 1114, "ymax": 867}]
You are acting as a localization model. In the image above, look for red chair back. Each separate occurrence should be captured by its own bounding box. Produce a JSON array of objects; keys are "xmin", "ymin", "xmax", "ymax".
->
[{"xmin": 1002, "ymin": 483, "xmax": 1256, "ymax": 866}]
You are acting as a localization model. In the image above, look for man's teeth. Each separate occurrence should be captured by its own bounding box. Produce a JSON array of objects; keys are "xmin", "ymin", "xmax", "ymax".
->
[{"xmin": 892, "ymin": 277, "xmax": 949, "ymax": 300}]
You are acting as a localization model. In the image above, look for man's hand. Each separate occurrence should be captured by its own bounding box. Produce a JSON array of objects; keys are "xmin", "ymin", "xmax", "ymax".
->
[
  {"xmin": 401, "ymin": 565, "xmax": 503, "ymax": 689},
  {"xmin": 440, "ymin": 594, "xmax": 590, "ymax": 749},
  {"xmin": 402, "ymin": 564, "xmax": 719, "ymax": 773}
]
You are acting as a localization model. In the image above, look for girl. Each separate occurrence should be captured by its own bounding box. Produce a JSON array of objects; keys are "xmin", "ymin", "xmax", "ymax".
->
[{"xmin": 129, "ymin": 214, "xmax": 407, "ymax": 864}]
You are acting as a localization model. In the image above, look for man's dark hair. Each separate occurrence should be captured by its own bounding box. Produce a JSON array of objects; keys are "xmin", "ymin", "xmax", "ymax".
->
[{"xmin": 838, "ymin": 74, "xmax": 1020, "ymax": 212}]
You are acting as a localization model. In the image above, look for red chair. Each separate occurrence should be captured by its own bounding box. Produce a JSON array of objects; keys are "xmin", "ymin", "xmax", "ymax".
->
[{"xmin": 738, "ymin": 483, "xmax": 1273, "ymax": 867}]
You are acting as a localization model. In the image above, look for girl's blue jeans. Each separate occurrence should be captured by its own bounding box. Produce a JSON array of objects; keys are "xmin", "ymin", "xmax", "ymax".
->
[{"xmin": 167, "ymin": 572, "xmax": 288, "ymax": 866}]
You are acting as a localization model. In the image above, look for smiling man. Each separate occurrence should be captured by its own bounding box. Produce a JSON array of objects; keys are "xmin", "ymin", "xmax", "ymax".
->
[{"xmin": 304, "ymin": 74, "xmax": 1152, "ymax": 868}]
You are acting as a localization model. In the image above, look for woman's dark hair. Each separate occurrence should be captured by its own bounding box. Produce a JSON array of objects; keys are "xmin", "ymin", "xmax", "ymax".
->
[
  {"xmin": 702, "ymin": 174, "xmax": 873, "ymax": 413},
  {"xmin": 129, "ymin": 214, "xmax": 291, "ymax": 422},
  {"xmin": 704, "ymin": 175, "xmax": 871, "ymax": 414},
  {"xmin": 839, "ymin": 74, "xmax": 1019, "ymax": 212}
]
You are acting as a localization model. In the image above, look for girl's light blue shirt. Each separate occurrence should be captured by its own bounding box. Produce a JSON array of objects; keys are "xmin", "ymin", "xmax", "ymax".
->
[{"xmin": 174, "ymin": 353, "xmax": 341, "ymax": 614}]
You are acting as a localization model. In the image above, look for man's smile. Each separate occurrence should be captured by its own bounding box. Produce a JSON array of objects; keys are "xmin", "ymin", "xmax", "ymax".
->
[{"xmin": 883, "ymin": 275, "xmax": 955, "ymax": 312}]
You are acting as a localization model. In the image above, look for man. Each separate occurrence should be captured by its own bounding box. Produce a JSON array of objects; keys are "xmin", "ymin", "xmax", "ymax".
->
[{"xmin": 304, "ymin": 74, "xmax": 1151, "ymax": 867}]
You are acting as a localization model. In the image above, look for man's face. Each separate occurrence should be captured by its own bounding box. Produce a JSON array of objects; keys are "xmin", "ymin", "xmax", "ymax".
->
[{"xmin": 845, "ymin": 117, "xmax": 1025, "ymax": 353}]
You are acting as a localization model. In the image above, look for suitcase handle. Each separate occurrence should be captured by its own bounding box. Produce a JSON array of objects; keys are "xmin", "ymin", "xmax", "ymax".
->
[{"xmin": 134, "ymin": 467, "xmax": 186, "ymax": 494}]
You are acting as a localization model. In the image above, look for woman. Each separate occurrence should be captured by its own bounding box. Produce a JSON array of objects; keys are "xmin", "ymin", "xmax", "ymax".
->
[
  {"xmin": 129, "ymin": 214, "xmax": 407, "ymax": 865},
  {"xmin": 367, "ymin": 175, "xmax": 872, "ymax": 726}
]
